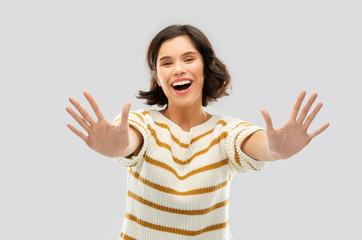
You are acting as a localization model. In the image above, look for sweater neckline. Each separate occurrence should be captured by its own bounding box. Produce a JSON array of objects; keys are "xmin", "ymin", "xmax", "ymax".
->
[{"xmin": 150, "ymin": 109, "xmax": 219, "ymax": 134}]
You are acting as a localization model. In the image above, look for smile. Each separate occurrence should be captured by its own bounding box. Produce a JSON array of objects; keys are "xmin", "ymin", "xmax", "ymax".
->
[{"xmin": 171, "ymin": 81, "xmax": 193, "ymax": 95}]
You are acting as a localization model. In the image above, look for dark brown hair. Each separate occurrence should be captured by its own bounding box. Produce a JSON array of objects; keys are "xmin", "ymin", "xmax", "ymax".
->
[{"xmin": 137, "ymin": 24, "xmax": 231, "ymax": 108}]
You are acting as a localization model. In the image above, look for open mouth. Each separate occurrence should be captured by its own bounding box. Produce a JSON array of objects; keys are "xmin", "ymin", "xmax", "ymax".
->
[{"xmin": 172, "ymin": 82, "xmax": 192, "ymax": 91}]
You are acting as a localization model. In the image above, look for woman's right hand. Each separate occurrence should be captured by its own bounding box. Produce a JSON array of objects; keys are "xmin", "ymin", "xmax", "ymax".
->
[{"xmin": 66, "ymin": 91, "xmax": 132, "ymax": 158}]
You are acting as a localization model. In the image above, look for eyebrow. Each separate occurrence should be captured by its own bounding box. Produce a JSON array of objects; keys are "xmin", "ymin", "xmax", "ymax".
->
[{"xmin": 158, "ymin": 51, "xmax": 198, "ymax": 62}]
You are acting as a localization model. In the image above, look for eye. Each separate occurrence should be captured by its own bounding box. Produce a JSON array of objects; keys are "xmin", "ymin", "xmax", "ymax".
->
[
  {"xmin": 162, "ymin": 62, "xmax": 172, "ymax": 66},
  {"xmin": 185, "ymin": 58, "xmax": 194, "ymax": 62}
]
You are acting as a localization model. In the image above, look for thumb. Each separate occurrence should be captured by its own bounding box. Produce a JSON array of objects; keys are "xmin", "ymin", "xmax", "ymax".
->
[
  {"xmin": 119, "ymin": 102, "xmax": 131, "ymax": 130},
  {"xmin": 261, "ymin": 109, "xmax": 274, "ymax": 131}
]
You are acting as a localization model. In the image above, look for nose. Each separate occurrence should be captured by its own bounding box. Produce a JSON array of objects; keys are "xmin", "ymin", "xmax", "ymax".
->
[{"xmin": 173, "ymin": 61, "xmax": 186, "ymax": 76}]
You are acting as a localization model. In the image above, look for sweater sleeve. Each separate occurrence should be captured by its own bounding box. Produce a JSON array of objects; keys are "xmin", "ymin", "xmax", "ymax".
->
[
  {"xmin": 112, "ymin": 109, "xmax": 150, "ymax": 167},
  {"xmin": 225, "ymin": 120, "xmax": 267, "ymax": 173}
]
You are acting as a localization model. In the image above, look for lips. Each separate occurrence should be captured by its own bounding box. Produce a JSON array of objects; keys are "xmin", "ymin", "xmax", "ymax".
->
[
  {"xmin": 171, "ymin": 79, "xmax": 193, "ymax": 95},
  {"xmin": 171, "ymin": 78, "xmax": 193, "ymax": 87},
  {"xmin": 173, "ymin": 82, "xmax": 191, "ymax": 91}
]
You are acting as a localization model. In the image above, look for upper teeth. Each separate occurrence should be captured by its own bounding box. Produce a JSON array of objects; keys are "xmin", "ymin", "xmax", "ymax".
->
[{"xmin": 172, "ymin": 80, "xmax": 191, "ymax": 87}]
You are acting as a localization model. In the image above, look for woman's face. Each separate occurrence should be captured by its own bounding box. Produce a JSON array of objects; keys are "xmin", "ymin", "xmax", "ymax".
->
[{"xmin": 156, "ymin": 35, "xmax": 204, "ymax": 109}]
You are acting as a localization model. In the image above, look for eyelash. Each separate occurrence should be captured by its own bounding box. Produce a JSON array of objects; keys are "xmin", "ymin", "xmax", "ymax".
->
[{"xmin": 162, "ymin": 58, "xmax": 194, "ymax": 66}]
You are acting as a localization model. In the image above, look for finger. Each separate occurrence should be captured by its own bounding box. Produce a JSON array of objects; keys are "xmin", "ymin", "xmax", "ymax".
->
[
  {"xmin": 68, "ymin": 97, "xmax": 96, "ymax": 126},
  {"xmin": 297, "ymin": 92, "xmax": 318, "ymax": 124},
  {"xmin": 303, "ymin": 102, "xmax": 323, "ymax": 129},
  {"xmin": 309, "ymin": 122, "xmax": 330, "ymax": 139},
  {"xmin": 83, "ymin": 91, "xmax": 105, "ymax": 121},
  {"xmin": 119, "ymin": 102, "xmax": 131, "ymax": 130},
  {"xmin": 67, "ymin": 123, "xmax": 88, "ymax": 142},
  {"xmin": 261, "ymin": 109, "xmax": 274, "ymax": 131},
  {"xmin": 66, "ymin": 106, "xmax": 91, "ymax": 132},
  {"xmin": 289, "ymin": 90, "xmax": 307, "ymax": 120}
]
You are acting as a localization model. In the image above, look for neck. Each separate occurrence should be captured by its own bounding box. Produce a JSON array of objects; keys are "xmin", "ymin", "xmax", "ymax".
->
[{"xmin": 161, "ymin": 103, "xmax": 211, "ymax": 132}]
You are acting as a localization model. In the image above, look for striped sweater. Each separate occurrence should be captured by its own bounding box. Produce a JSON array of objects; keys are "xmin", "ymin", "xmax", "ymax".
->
[{"xmin": 113, "ymin": 109, "xmax": 267, "ymax": 240}]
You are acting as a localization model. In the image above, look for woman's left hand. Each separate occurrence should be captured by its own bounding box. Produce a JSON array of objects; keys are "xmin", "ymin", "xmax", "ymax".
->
[{"xmin": 261, "ymin": 90, "xmax": 330, "ymax": 160}]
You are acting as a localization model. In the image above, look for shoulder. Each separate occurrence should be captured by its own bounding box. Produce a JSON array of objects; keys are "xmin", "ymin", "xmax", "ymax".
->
[
  {"xmin": 128, "ymin": 109, "xmax": 169, "ymax": 129},
  {"xmin": 213, "ymin": 113, "xmax": 252, "ymax": 130},
  {"xmin": 128, "ymin": 109, "xmax": 155, "ymax": 122}
]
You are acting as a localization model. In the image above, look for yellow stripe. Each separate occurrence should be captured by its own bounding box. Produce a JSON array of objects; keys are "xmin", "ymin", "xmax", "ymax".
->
[
  {"xmin": 154, "ymin": 121, "xmax": 189, "ymax": 148},
  {"xmin": 123, "ymin": 110, "xmax": 229, "ymax": 149},
  {"xmin": 189, "ymin": 122, "xmax": 226, "ymax": 144},
  {"xmin": 115, "ymin": 119, "xmax": 147, "ymax": 167},
  {"xmin": 229, "ymin": 148, "xmax": 240, "ymax": 171},
  {"xmin": 125, "ymin": 213, "xmax": 229, "ymax": 236},
  {"xmin": 130, "ymin": 111, "xmax": 229, "ymax": 165},
  {"xmin": 142, "ymin": 110, "xmax": 150, "ymax": 116},
  {"xmin": 244, "ymin": 155, "xmax": 260, "ymax": 171},
  {"xmin": 129, "ymin": 168, "xmax": 231, "ymax": 196},
  {"xmin": 234, "ymin": 131, "xmax": 243, "ymax": 167},
  {"xmin": 129, "ymin": 119, "xmax": 147, "ymax": 133},
  {"xmin": 144, "ymin": 155, "xmax": 229, "ymax": 180},
  {"xmin": 148, "ymin": 125, "xmax": 228, "ymax": 165},
  {"xmin": 234, "ymin": 131, "xmax": 261, "ymax": 171},
  {"xmin": 143, "ymin": 110, "xmax": 228, "ymax": 147},
  {"xmin": 232, "ymin": 121, "xmax": 253, "ymax": 130},
  {"xmin": 113, "ymin": 117, "xmax": 121, "ymax": 124},
  {"xmin": 127, "ymin": 191, "xmax": 229, "ymax": 215},
  {"xmin": 114, "ymin": 111, "xmax": 147, "ymax": 125},
  {"xmin": 154, "ymin": 120, "xmax": 227, "ymax": 148},
  {"xmin": 130, "ymin": 111, "xmax": 144, "ymax": 122},
  {"xmin": 118, "ymin": 121, "xmax": 228, "ymax": 168},
  {"xmin": 120, "ymin": 232, "xmax": 136, "ymax": 240}
]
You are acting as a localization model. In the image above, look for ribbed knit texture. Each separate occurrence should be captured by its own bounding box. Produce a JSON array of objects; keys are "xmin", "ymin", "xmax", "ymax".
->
[{"xmin": 112, "ymin": 109, "xmax": 267, "ymax": 240}]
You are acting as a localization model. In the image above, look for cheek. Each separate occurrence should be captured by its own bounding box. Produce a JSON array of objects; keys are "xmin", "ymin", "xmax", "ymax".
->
[
  {"xmin": 190, "ymin": 61, "xmax": 204, "ymax": 76},
  {"xmin": 157, "ymin": 69, "xmax": 169, "ymax": 83}
]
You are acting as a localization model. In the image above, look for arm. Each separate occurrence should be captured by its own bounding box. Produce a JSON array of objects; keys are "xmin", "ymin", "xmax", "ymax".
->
[
  {"xmin": 241, "ymin": 91, "xmax": 330, "ymax": 162},
  {"xmin": 241, "ymin": 130, "xmax": 276, "ymax": 161},
  {"xmin": 122, "ymin": 125, "xmax": 143, "ymax": 158}
]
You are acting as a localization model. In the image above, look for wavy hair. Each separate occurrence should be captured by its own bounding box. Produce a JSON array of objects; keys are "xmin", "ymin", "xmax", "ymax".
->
[{"xmin": 137, "ymin": 24, "xmax": 231, "ymax": 108}]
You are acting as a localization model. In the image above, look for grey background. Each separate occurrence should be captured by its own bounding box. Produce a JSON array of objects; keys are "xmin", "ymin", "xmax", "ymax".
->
[{"xmin": 1, "ymin": 0, "xmax": 361, "ymax": 239}]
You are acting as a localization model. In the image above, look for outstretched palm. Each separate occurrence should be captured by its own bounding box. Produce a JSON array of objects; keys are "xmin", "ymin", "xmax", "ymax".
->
[
  {"xmin": 261, "ymin": 91, "xmax": 330, "ymax": 160},
  {"xmin": 66, "ymin": 91, "xmax": 131, "ymax": 158}
]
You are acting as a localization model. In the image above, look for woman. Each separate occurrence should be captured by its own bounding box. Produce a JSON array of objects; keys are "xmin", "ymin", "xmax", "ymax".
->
[{"xmin": 66, "ymin": 25, "xmax": 329, "ymax": 240}]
